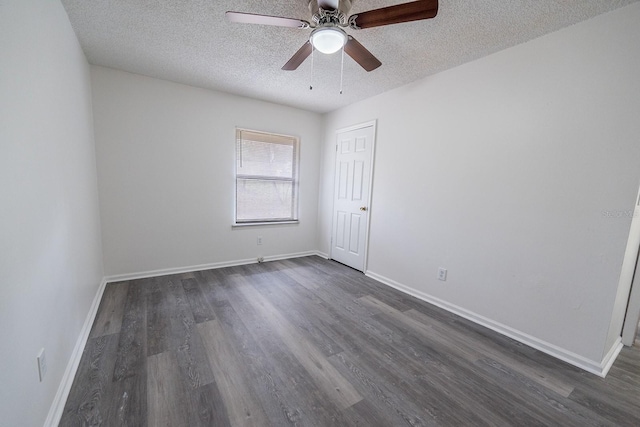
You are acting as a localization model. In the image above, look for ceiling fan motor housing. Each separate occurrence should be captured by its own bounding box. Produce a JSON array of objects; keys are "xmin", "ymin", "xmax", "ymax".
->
[
  {"xmin": 302, "ymin": 0, "xmax": 353, "ymax": 18},
  {"xmin": 314, "ymin": 8, "xmax": 348, "ymax": 26}
]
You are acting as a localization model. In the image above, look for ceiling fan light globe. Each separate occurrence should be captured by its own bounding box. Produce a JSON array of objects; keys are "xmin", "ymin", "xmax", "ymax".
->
[{"xmin": 311, "ymin": 28, "xmax": 346, "ymax": 54}]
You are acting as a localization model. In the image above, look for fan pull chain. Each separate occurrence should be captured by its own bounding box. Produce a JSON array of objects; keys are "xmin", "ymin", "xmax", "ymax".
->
[
  {"xmin": 339, "ymin": 46, "xmax": 345, "ymax": 94},
  {"xmin": 310, "ymin": 44, "xmax": 314, "ymax": 90}
]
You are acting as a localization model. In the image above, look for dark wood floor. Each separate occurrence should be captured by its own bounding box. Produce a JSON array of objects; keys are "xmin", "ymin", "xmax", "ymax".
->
[{"xmin": 61, "ymin": 256, "xmax": 640, "ymax": 426}]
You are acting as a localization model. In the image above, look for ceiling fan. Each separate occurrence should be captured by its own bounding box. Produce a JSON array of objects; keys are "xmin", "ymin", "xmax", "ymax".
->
[{"xmin": 226, "ymin": 0, "xmax": 439, "ymax": 72}]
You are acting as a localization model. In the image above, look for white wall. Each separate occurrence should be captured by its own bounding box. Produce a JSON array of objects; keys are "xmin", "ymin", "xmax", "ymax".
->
[
  {"xmin": 91, "ymin": 66, "xmax": 323, "ymax": 276},
  {"xmin": 0, "ymin": 1, "xmax": 104, "ymax": 426},
  {"xmin": 319, "ymin": 3, "xmax": 640, "ymax": 367}
]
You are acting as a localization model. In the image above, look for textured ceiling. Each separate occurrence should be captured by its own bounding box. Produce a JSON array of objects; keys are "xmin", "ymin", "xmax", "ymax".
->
[{"xmin": 61, "ymin": 0, "xmax": 638, "ymax": 113}]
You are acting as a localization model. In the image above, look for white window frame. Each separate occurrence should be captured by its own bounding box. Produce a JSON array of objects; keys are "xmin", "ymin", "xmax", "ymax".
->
[{"xmin": 233, "ymin": 128, "xmax": 300, "ymax": 226}]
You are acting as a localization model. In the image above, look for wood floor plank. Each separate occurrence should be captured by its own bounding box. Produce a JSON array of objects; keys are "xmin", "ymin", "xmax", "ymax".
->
[
  {"xmin": 149, "ymin": 350, "xmax": 230, "ymax": 427},
  {"xmin": 357, "ymin": 296, "xmax": 588, "ymax": 424},
  {"xmin": 197, "ymin": 319, "xmax": 269, "ymax": 426},
  {"xmin": 359, "ymin": 292, "xmax": 574, "ymax": 399},
  {"xmin": 403, "ymin": 307, "xmax": 576, "ymax": 397},
  {"xmin": 89, "ymin": 281, "xmax": 129, "ymax": 338},
  {"xmin": 112, "ymin": 283, "xmax": 147, "ymax": 382},
  {"xmin": 568, "ymin": 385, "xmax": 640, "ymax": 425},
  {"xmin": 214, "ymin": 296, "xmax": 343, "ymax": 427},
  {"xmin": 279, "ymin": 258, "xmax": 364, "ymax": 296},
  {"xmin": 191, "ymin": 382, "xmax": 231, "ymax": 427},
  {"xmin": 164, "ymin": 280, "xmax": 216, "ymax": 390},
  {"xmin": 472, "ymin": 357, "xmax": 617, "ymax": 427},
  {"xmin": 181, "ymin": 278, "xmax": 216, "ymax": 323},
  {"xmin": 294, "ymin": 257, "xmax": 414, "ymax": 312},
  {"xmin": 362, "ymin": 292, "xmax": 636, "ymax": 426},
  {"xmin": 320, "ymin": 298, "xmax": 507, "ymax": 425},
  {"xmin": 59, "ymin": 334, "xmax": 120, "ymax": 426},
  {"xmin": 278, "ymin": 270, "xmax": 572, "ymax": 427},
  {"xmin": 329, "ymin": 350, "xmax": 439, "ymax": 426},
  {"xmin": 338, "ymin": 318, "xmax": 507, "ymax": 425},
  {"xmin": 340, "ymin": 399, "xmax": 400, "ymax": 427},
  {"xmin": 332, "ymin": 298, "xmax": 511, "ymax": 425},
  {"xmin": 146, "ymin": 290, "xmax": 169, "ymax": 356},
  {"xmin": 242, "ymin": 264, "xmax": 344, "ymax": 357},
  {"xmin": 147, "ymin": 351, "xmax": 188, "ymax": 427},
  {"xmin": 274, "ymin": 266, "xmax": 462, "ymax": 379},
  {"xmin": 104, "ymin": 374, "xmax": 147, "ymax": 427},
  {"xmin": 136, "ymin": 275, "xmax": 165, "ymax": 296},
  {"xmin": 146, "ymin": 278, "xmax": 216, "ymax": 390},
  {"xmin": 110, "ymin": 283, "xmax": 148, "ymax": 426},
  {"xmin": 194, "ymin": 268, "xmax": 235, "ymax": 309},
  {"xmin": 229, "ymin": 273, "xmax": 364, "ymax": 410},
  {"xmin": 218, "ymin": 277, "xmax": 355, "ymax": 426},
  {"xmin": 278, "ymin": 264, "xmax": 384, "ymax": 321},
  {"xmin": 213, "ymin": 301, "xmax": 306, "ymax": 426}
]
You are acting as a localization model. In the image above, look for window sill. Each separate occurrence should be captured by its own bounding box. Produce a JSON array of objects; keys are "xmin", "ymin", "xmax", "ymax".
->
[{"xmin": 232, "ymin": 220, "xmax": 299, "ymax": 228}]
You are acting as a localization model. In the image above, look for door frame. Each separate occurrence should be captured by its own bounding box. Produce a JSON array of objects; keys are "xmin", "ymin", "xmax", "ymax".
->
[
  {"xmin": 621, "ymin": 254, "xmax": 640, "ymax": 345},
  {"xmin": 329, "ymin": 120, "xmax": 377, "ymax": 273},
  {"xmin": 621, "ymin": 185, "xmax": 640, "ymax": 345}
]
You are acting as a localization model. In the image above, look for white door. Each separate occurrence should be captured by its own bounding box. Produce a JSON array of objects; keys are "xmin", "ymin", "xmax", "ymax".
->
[{"xmin": 331, "ymin": 123, "xmax": 375, "ymax": 271}]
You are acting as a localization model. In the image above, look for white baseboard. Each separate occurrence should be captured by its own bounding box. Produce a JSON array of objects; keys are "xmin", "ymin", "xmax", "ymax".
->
[
  {"xmin": 365, "ymin": 270, "xmax": 619, "ymax": 377},
  {"xmin": 600, "ymin": 338, "xmax": 623, "ymax": 377},
  {"xmin": 263, "ymin": 251, "xmax": 321, "ymax": 263},
  {"xmin": 44, "ymin": 277, "xmax": 107, "ymax": 427},
  {"xmin": 104, "ymin": 251, "xmax": 321, "ymax": 283}
]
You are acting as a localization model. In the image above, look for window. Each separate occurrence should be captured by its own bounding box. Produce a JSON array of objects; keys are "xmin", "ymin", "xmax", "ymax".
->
[{"xmin": 235, "ymin": 129, "xmax": 299, "ymax": 224}]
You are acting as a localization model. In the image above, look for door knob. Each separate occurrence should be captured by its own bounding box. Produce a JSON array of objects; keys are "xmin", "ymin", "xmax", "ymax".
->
[{"xmin": 360, "ymin": 206, "xmax": 368, "ymax": 211}]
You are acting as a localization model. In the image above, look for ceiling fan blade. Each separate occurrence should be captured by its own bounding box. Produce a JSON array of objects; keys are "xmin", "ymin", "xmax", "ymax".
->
[
  {"xmin": 282, "ymin": 41, "xmax": 313, "ymax": 70},
  {"xmin": 344, "ymin": 36, "xmax": 381, "ymax": 72},
  {"xmin": 226, "ymin": 11, "xmax": 310, "ymax": 28},
  {"xmin": 350, "ymin": 0, "xmax": 438, "ymax": 29}
]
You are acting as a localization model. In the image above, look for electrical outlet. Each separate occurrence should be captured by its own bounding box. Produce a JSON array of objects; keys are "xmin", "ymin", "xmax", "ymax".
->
[
  {"xmin": 438, "ymin": 268, "xmax": 447, "ymax": 281},
  {"xmin": 37, "ymin": 348, "xmax": 47, "ymax": 382},
  {"xmin": 257, "ymin": 236, "xmax": 263, "ymax": 245}
]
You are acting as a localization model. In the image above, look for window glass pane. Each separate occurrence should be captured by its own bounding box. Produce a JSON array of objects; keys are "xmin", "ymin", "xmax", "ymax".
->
[
  {"xmin": 237, "ymin": 140, "xmax": 293, "ymax": 178},
  {"xmin": 235, "ymin": 129, "xmax": 299, "ymax": 224},
  {"xmin": 236, "ymin": 179, "xmax": 294, "ymax": 221}
]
